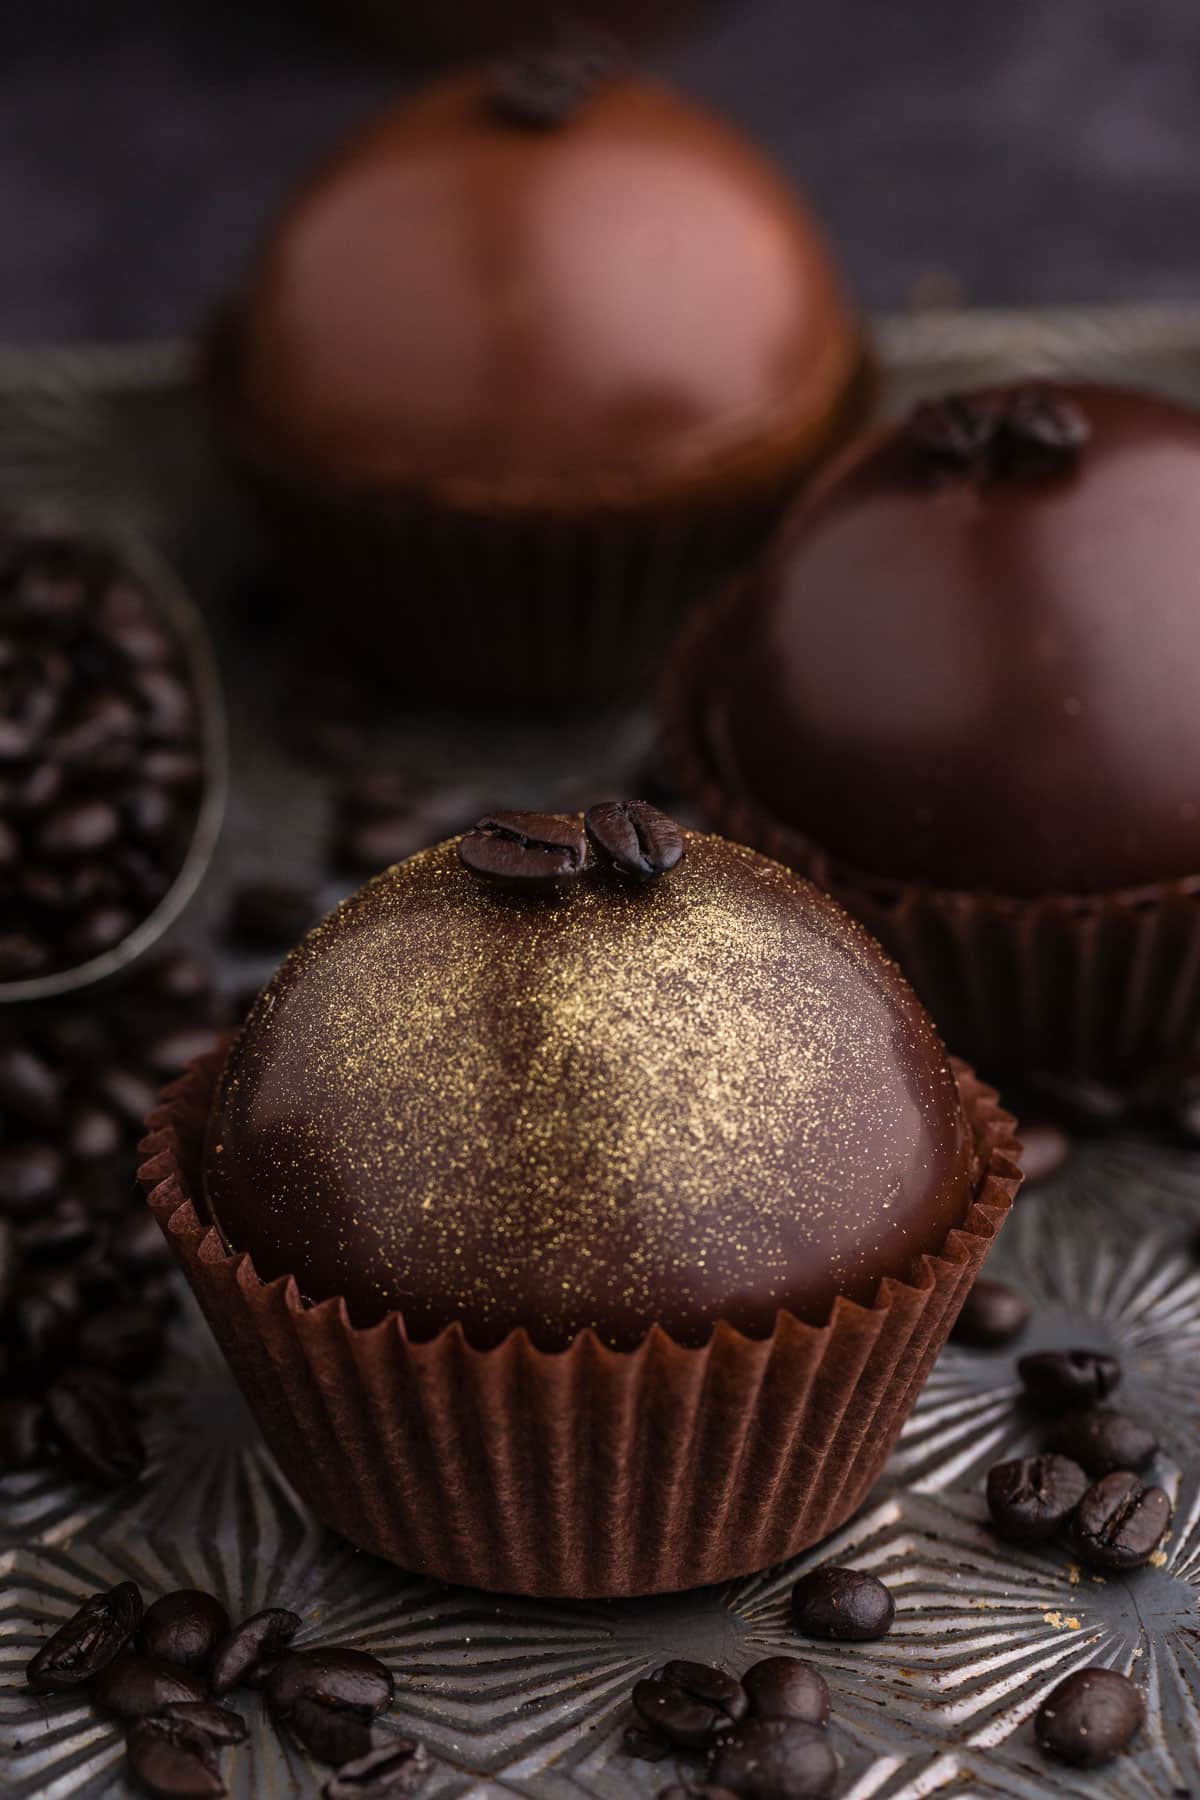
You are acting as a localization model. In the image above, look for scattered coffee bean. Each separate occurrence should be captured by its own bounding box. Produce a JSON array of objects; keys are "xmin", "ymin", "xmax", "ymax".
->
[
  {"xmin": 791, "ymin": 1566, "xmax": 895, "ymax": 1641},
  {"xmin": 282, "ymin": 1695, "xmax": 381, "ymax": 1767},
  {"xmin": 1072, "ymin": 1471, "xmax": 1171, "ymax": 1570},
  {"xmin": 1018, "ymin": 1349, "xmax": 1121, "ymax": 1412},
  {"xmin": 142, "ymin": 1590, "xmax": 231, "ymax": 1671},
  {"xmin": 266, "ymin": 1647, "xmax": 394, "ymax": 1720},
  {"xmin": 1045, "ymin": 1408, "xmax": 1158, "ymax": 1477},
  {"xmin": 156, "ymin": 1701, "xmax": 247, "ymax": 1746},
  {"xmin": 1035, "ymin": 1666, "xmax": 1145, "ymax": 1767},
  {"xmin": 0, "ymin": 1142, "xmax": 65, "ymax": 1216},
  {"xmin": 1017, "ymin": 1120, "xmax": 1071, "ymax": 1185},
  {"xmin": 337, "ymin": 768, "xmax": 413, "ymax": 820},
  {"xmin": 66, "ymin": 1103, "xmax": 123, "ymax": 1161},
  {"xmin": 458, "ymin": 812, "xmax": 588, "ymax": 894},
  {"xmin": 44, "ymin": 1366, "xmax": 145, "ymax": 1483},
  {"xmin": 228, "ymin": 880, "xmax": 318, "ymax": 950},
  {"xmin": 1028, "ymin": 1073, "xmax": 1126, "ymax": 1128},
  {"xmin": 986, "ymin": 1454, "xmax": 1090, "ymax": 1540},
  {"xmin": 707, "ymin": 1717, "xmax": 838, "ymax": 1800},
  {"xmin": 26, "ymin": 1580, "xmax": 143, "ymax": 1691},
  {"xmin": 76, "ymin": 1303, "xmax": 165, "ymax": 1377},
  {"xmin": 0, "ymin": 1040, "xmax": 61, "ymax": 1122},
  {"xmin": 20, "ymin": 1198, "xmax": 94, "ymax": 1261},
  {"xmin": 632, "ymin": 1660, "xmax": 748, "ymax": 1750},
  {"xmin": 658, "ymin": 1788, "xmax": 738, "ymax": 1800},
  {"xmin": 92, "ymin": 1652, "xmax": 209, "ymax": 1718},
  {"xmin": 331, "ymin": 790, "xmax": 481, "ymax": 877},
  {"xmin": 143, "ymin": 1027, "xmax": 225, "ymax": 1080},
  {"xmin": 323, "ymin": 1738, "xmax": 430, "ymax": 1798},
  {"xmin": 0, "ymin": 1393, "xmax": 44, "ymax": 1467},
  {"xmin": 0, "ymin": 533, "xmax": 207, "ymax": 980},
  {"xmin": 623, "ymin": 1724, "xmax": 672, "ymax": 1762},
  {"xmin": 126, "ymin": 1713, "xmax": 225, "ymax": 1798},
  {"xmin": 584, "ymin": 800, "xmax": 684, "ymax": 884},
  {"xmin": 950, "ymin": 1279, "xmax": 1032, "ymax": 1349},
  {"xmin": 740, "ymin": 1658, "xmax": 831, "ymax": 1726},
  {"xmin": 209, "ymin": 1608, "xmax": 302, "ymax": 1696}
]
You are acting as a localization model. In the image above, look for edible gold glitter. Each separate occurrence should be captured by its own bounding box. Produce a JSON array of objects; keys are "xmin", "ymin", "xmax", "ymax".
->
[{"xmin": 206, "ymin": 829, "xmax": 973, "ymax": 1348}]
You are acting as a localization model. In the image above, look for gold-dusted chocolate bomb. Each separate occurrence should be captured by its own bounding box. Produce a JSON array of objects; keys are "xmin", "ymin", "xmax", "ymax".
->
[{"xmin": 205, "ymin": 827, "xmax": 975, "ymax": 1351}]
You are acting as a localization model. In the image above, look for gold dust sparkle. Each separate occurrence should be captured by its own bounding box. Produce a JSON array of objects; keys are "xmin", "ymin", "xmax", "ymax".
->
[{"xmin": 207, "ymin": 829, "xmax": 973, "ymax": 1346}]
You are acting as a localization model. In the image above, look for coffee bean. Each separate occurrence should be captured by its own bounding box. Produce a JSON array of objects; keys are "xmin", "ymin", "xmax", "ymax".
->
[
  {"xmin": 1045, "ymin": 1408, "xmax": 1158, "ymax": 1477},
  {"xmin": 229, "ymin": 880, "xmax": 318, "ymax": 949},
  {"xmin": 92, "ymin": 1651, "xmax": 209, "ymax": 1717},
  {"xmin": 741, "ymin": 1658, "xmax": 830, "ymax": 1727},
  {"xmin": 266, "ymin": 1647, "xmax": 394, "ymax": 1719},
  {"xmin": 334, "ymin": 793, "xmax": 480, "ymax": 876},
  {"xmin": 76, "ymin": 1304, "xmax": 166, "ymax": 1378},
  {"xmin": 156, "ymin": 1701, "xmax": 247, "ymax": 1745},
  {"xmin": 584, "ymin": 800, "xmax": 684, "ymax": 884},
  {"xmin": 707, "ymin": 1717, "xmax": 838, "ymax": 1799},
  {"xmin": 0, "ymin": 1143, "xmax": 65, "ymax": 1215},
  {"xmin": 338, "ymin": 768, "xmax": 413, "ymax": 820},
  {"xmin": 624, "ymin": 1724, "xmax": 672, "ymax": 1761},
  {"xmin": 109, "ymin": 1209, "xmax": 173, "ymax": 1273},
  {"xmin": 0, "ymin": 932, "xmax": 49, "ymax": 978},
  {"xmin": 950, "ymin": 1279, "xmax": 1031, "ymax": 1349},
  {"xmin": 791, "ymin": 1566, "xmax": 895, "ymax": 1641},
  {"xmin": 1029, "ymin": 1072, "xmax": 1126, "ymax": 1128},
  {"xmin": 0, "ymin": 1394, "xmax": 44, "ymax": 1468},
  {"xmin": 133, "ymin": 949, "xmax": 214, "ymax": 1009},
  {"xmin": 68, "ymin": 905, "xmax": 137, "ymax": 961},
  {"xmin": 209, "ymin": 1608, "xmax": 302, "ymax": 1696},
  {"xmin": 1018, "ymin": 1349, "xmax": 1121, "ymax": 1412},
  {"xmin": 25, "ymin": 1580, "xmax": 142, "ymax": 1691},
  {"xmin": 1072, "ymin": 1471, "xmax": 1171, "ymax": 1569},
  {"xmin": 1035, "ymin": 1666, "xmax": 1145, "ymax": 1767},
  {"xmin": 1017, "ymin": 1120, "xmax": 1071, "ymax": 1185},
  {"xmin": 633, "ymin": 1661, "xmax": 748, "ymax": 1749},
  {"xmin": 126, "ymin": 1714, "xmax": 225, "ymax": 1798},
  {"xmin": 10, "ymin": 1272, "xmax": 80, "ymax": 1370},
  {"xmin": 142, "ymin": 1590, "xmax": 231, "ymax": 1671},
  {"xmin": 44, "ymin": 1366, "xmax": 146, "ymax": 1483},
  {"xmin": 0, "ymin": 1041, "xmax": 61, "ymax": 1122},
  {"xmin": 986, "ymin": 1454, "xmax": 1090, "ymax": 1540},
  {"xmin": 143, "ymin": 1028, "xmax": 225, "ymax": 1080},
  {"xmin": 658, "ymin": 1788, "xmax": 739, "ymax": 1800},
  {"xmin": 66, "ymin": 1103, "xmax": 123, "ymax": 1161},
  {"xmin": 0, "ymin": 1215, "xmax": 13, "ymax": 1303},
  {"xmin": 19, "ymin": 1196, "xmax": 94, "ymax": 1260},
  {"xmin": 97, "ymin": 1065, "xmax": 158, "ymax": 1128},
  {"xmin": 38, "ymin": 799, "xmax": 121, "ymax": 859},
  {"xmin": 324, "ymin": 1740, "xmax": 431, "ymax": 1798},
  {"xmin": 282, "ymin": 1696, "xmax": 381, "ymax": 1767},
  {"xmin": 459, "ymin": 812, "xmax": 588, "ymax": 894}
]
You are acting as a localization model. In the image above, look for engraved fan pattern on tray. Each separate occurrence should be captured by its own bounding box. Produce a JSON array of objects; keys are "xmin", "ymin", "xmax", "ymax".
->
[{"xmin": 7, "ymin": 314, "xmax": 1200, "ymax": 1796}]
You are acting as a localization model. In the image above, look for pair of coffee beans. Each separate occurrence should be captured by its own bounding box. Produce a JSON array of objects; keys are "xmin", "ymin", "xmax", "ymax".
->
[
  {"xmin": 459, "ymin": 801, "xmax": 684, "ymax": 894},
  {"xmin": 0, "ymin": 533, "xmax": 207, "ymax": 980}
]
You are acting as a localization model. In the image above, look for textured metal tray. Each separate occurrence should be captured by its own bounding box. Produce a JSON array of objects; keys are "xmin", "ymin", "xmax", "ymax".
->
[{"xmin": 5, "ymin": 307, "xmax": 1200, "ymax": 1798}]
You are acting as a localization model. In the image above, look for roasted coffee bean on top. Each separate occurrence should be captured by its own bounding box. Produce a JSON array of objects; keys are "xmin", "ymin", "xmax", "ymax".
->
[{"xmin": 0, "ymin": 533, "xmax": 209, "ymax": 980}]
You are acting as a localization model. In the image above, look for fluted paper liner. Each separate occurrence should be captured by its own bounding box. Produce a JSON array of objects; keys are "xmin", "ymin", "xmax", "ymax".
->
[
  {"xmin": 200, "ymin": 308, "xmax": 875, "ymax": 706},
  {"xmin": 664, "ymin": 591, "xmax": 1200, "ymax": 1090},
  {"xmin": 140, "ymin": 1047, "xmax": 1018, "ymax": 1599}
]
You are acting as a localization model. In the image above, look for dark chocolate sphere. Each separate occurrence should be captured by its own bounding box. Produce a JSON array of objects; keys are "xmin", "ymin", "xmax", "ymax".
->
[
  {"xmin": 203, "ymin": 828, "xmax": 976, "ymax": 1351},
  {"xmin": 701, "ymin": 383, "xmax": 1200, "ymax": 896},
  {"xmin": 224, "ymin": 67, "xmax": 861, "ymax": 504}
]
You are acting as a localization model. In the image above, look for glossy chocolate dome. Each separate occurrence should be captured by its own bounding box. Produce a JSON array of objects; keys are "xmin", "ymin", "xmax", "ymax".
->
[
  {"xmin": 697, "ymin": 382, "xmax": 1200, "ymax": 898},
  {"xmin": 203, "ymin": 826, "xmax": 976, "ymax": 1350},
  {"xmin": 223, "ymin": 64, "xmax": 861, "ymax": 505}
]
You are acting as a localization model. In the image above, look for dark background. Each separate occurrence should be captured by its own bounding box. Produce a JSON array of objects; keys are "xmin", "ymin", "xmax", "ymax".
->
[{"xmin": 4, "ymin": 0, "xmax": 1200, "ymax": 342}]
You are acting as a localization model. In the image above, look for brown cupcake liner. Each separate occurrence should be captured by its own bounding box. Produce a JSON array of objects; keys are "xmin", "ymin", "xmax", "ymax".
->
[
  {"xmin": 663, "ymin": 590, "xmax": 1200, "ymax": 1089},
  {"xmin": 199, "ymin": 310, "xmax": 875, "ymax": 706},
  {"xmin": 139, "ymin": 1046, "xmax": 1019, "ymax": 1599}
]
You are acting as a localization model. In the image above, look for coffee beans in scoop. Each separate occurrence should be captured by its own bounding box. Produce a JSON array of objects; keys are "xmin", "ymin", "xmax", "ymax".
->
[{"xmin": 0, "ymin": 532, "xmax": 208, "ymax": 981}]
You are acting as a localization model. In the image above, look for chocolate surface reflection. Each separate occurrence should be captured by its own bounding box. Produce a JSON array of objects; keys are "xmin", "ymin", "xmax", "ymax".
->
[{"xmin": 204, "ymin": 830, "xmax": 976, "ymax": 1349}]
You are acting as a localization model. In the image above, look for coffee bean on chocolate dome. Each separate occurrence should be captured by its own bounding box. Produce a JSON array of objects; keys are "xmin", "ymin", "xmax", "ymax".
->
[
  {"xmin": 584, "ymin": 800, "xmax": 684, "ymax": 883},
  {"xmin": 791, "ymin": 1566, "xmax": 894, "ymax": 1641},
  {"xmin": 632, "ymin": 1661, "xmax": 747, "ymax": 1750},
  {"xmin": 459, "ymin": 811, "xmax": 588, "ymax": 894},
  {"xmin": 142, "ymin": 1590, "xmax": 231, "ymax": 1672},
  {"xmin": 1018, "ymin": 1349, "xmax": 1121, "ymax": 1412},
  {"xmin": 92, "ymin": 1651, "xmax": 208, "ymax": 1718},
  {"xmin": 986, "ymin": 1454, "xmax": 1089, "ymax": 1541},
  {"xmin": 707, "ymin": 1717, "xmax": 838, "ymax": 1800},
  {"xmin": 740, "ymin": 1658, "xmax": 830, "ymax": 1727},
  {"xmin": 1035, "ymin": 1666, "xmax": 1145, "ymax": 1768},
  {"xmin": 1045, "ymin": 1408, "xmax": 1158, "ymax": 1477},
  {"xmin": 950, "ymin": 1279, "xmax": 1031, "ymax": 1348},
  {"xmin": 1072, "ymin": 1471, "xmax": 1171, "ymax": 1570}
]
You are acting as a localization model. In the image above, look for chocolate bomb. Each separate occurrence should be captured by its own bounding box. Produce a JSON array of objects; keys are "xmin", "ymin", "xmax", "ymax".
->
[
  {"xmin": 692, "ymin": 383, "xmax": 1200, "ymax": 897},
  {"xmin": 217, "ymin": 68, "xmax": 860, "ymax": 506},
  {"xmin": 203, "ymin": 827, "xmax": 977, "ymax": 1350}
]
